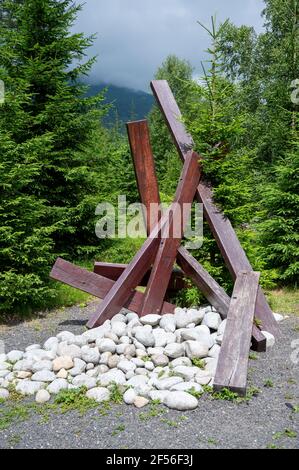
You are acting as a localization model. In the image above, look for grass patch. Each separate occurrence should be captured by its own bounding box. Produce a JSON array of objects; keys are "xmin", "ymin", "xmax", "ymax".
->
[
  {"xmin": 187, "ymin": 387, "xmax": 203, "ymax": 399},
  {"xmin": 249, "ymin": 352, "xmax": 258, "ymax": 360},
  {"xmin": 160, "ymin": 418, "xmax": 179, "ymax": 428},
  {"xmin": 139, "ymin": 400, "xmax": 166, "ymax": 421},
  {"xmin": 267, "ymin": 288, "xmax": 299, "ymax": 316},
  {"xmin": 0, "ymin": 405, "xmax": 30, "ymax": 430},
  {"xmin": 109, "ymin": 383, "xmax": 124, "ymax": 404},
  {"xmin": 54, "ymin": 387, "xmax": 98, "ymax": 415},
  {"xmin": 191, "ymin": 358, "xmax": 206, "ymax": 369},
  {"xmin": 264, "ymin": 379, "xmax": 274, "ymax": 388},
  {"xmin": 111, "ymin": 424, "xmax": 125, "ymax": 436},
  {"xmin": 273, "ymin": 429, "xmax": 297, "ymax": 440}
]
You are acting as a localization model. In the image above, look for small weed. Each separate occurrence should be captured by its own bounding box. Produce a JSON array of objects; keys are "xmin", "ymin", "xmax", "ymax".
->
[
  {"xmin": 287, "ymin": 378, "xmax": 296, "ymax": 384},
  {"xmin": 0, "ymin": 405, "xmax": 30, "ymax": 430},
  {"xmin": 111, "ymin": 424, "xmax": 125, "ymax": 436},
  {"xmin": 191, "ymin": 358, "xmax": 206, "ymax": 369},
  {"xmin": 7, "ymin": 434, "xmax": 21, "ymax": 446},
  {"xmin": 139, "ymin": 401, "xmax": 166, "ymax": 421},
  {"xmin": 293, "ymin": 405, "xmax": 299, "ymax": 413},
  {"xmin": 79, "ymin": 303, "xmax": 87, "ymax": 308},
  {"xmin": 212, "ymin": 388, "xmax": 239, "ymax": 401},
  {"xmin": 187, "ymin": 387, "xmax": 203, "ymax": 399},
  {"xmin": 158, "ymin": 370, "xmax": 165, "ymax": 379},
  {"xmin": 273, "ymin": 429, "xmax": 297, "ymax": 440},
  {"xmin": 180, "ymin": 415, "xmax": 188, "ymax": 422},
  {"xmin": 7, "ymin": 384, "xmax": 23, "ymax": 402},
  {"xmin": 207, "ymin": 438, "xmax": 218, "ymax": 445},
  {"xmin": 264, "ymin": 379, "xmax": 274, "ymax": 388},
  {"xmin": 54, "ymin": 387, "xmax": 98, "ymax": 415},
  {"xmin": 249, "ymin": 352, "xmax": 258, "ymax": 360},
  {"xmin": 267, "ymin": 443, "xmax": 278, "ymax": 449},
  {"xmin": 142, "ymin": 356, "xmax": 151, "ymax": 363},
  {"xmin": 98, "ymin": 402, "xmax": 111, "ymax": 416},
  {"xmin": 253, "ymin": 317, "xmax": 262, "ymax": 327},
  {"xmin": 160, "ymin": 418, "xmax": 178, "ymax": 427},
  {"xmin": 202, "ymin": 385, "xmax": 213, "ymax": 394},
  {"xmin": 109, "ymin": 383, "xmax": 124, "ymax": 404}
]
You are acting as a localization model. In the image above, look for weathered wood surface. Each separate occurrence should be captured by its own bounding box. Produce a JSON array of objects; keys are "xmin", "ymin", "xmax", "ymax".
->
[
  {"xmin": 150, "ymin": 79, "xmax": 277, "ymax": 341},
  {"xmin": 93, "ymin": 261, "xmax": 186, "ymax": 291},
  {"xmin": 213, "ymin": 271, "xmax": 260, "ymax": 396},
  {"xmin": 50, "ymin": 258, "xmax": 175, "ymax": 315},
  {"xmin": 127, "ymin": 118, "xmax": 266, "ymax": 350},
  {"xmin": 127, "ymin": 120, "xmax": 161, "ymax": 233},
  {"xmin": 87, "ymin": 150, "xmax": 201, "ymax": 329},
  {"xmin": 140, "ymin": 151, "xmax": 201, "ymax": 315}
]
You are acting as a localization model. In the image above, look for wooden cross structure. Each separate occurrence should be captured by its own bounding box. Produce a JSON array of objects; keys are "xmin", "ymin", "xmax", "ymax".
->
[{"xmin": 50, "ymin": 80, "xmax": 279, "ymax": 396}]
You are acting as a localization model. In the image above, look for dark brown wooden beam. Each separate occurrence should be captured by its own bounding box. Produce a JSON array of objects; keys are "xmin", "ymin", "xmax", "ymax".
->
[
  {"xmin": 87, "ymin": 150, "xmax": 202, "ymax": 329},
  {"xmin": 214, "ymin": 271, "xmax": 260, "ymax": 396},
  {"xmin": 150, "ymin": 79, "xmax": 278, "ymax": 340},
  {"xmin": 50, "ymin": 258, "xmax": 175, "ymax": 315},
  {"xmin": 93, "ymin": 261, "xmax": 186, "ymax": 291},
  {"xmin": 140, "ymin": 151, "xmax": 201, "ymax": 315},
  {"xmin": 127, "ymin": 120, "xmax": 161, "ymax": 233}
]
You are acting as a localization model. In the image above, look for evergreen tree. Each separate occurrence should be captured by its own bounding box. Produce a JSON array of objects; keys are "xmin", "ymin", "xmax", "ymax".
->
[{"xmin": 0, "ymin": 0, "xmax": 105, "ymax": 314}]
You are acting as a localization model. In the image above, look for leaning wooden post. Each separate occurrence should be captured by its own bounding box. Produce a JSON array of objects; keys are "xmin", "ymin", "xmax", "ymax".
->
[{"xmin": 213, "ymin": 271, "xmax": 260, "ymax": 396}]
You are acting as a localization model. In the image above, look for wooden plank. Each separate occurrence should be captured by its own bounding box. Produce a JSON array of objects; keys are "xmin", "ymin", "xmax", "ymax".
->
[
  {"xmin": 213, "ymin": 271, "xmax": 260, "ymax": 396},
  {"xmin": 50, "ymin": 258, "xmax": 175, "ymax": 315},
  {"xmin": 127, "ymin": 120, "xmax": 161, "ymax": 233},
  {"xmin": 87, "ymin": 150, "xmax": 202, "ymax": 329},
  {"xmin": 140, "ymin": 151, "xmax": 201, "ymax": 315},
  {"xmin": 150, "ymin": 79, "xmax": 278, "ymax": 340},
  {"xmin": 93, "ymin": 261, "xmax": 186, "ymax": 291}
]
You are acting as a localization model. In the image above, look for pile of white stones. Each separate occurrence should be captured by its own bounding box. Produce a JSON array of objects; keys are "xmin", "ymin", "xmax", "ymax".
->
[{"xmin": 0, "ymin": 306, "xmax": 278, "ymax": 411}]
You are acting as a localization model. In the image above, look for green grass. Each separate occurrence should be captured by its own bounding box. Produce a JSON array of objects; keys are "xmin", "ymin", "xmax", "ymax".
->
[
  {"xmin": 267, "ymin": 288, "xmax": 299, "ymax": 316},
  {"xmin": 191, "ymin": 358, "xmax": 206, "ymax": 369},
  {"xmin": 264, "ymin": 379, "xmax": 274, "ymax": 388},
  {"xmin": 0, "ymin": 405, "xmax": 30, "ymax": 431},
  {"xmin": 109, "ymin": 383, "xmax": 124, "ymax": 404},
  {"xmin": 139, "ymin": 400, "xmax": 166, "ymax": 421},
  {"xmin": 54, "ymin": 387, "xmax": 98, "ymax": 415},
  {"xmin": 273, "ymin": 429, "xmax": 297, "ymax": 440}
]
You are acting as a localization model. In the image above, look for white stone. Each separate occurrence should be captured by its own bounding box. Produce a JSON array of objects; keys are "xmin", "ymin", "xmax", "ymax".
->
[
  {"xmin": 155, "ymin": 376, "xmax": 183, "ymax": 390},
  {"xmin": 47, "ymin": 379, "xmax": 68, "ymax": 394},
  {"xmin": 0, "ymin": 362, "xmax": 11, "ymax": 370},
  {"xmin": 72, "ymin": 374, "xmax": 97, "ymax": 389},
  {"xmin": 135, "ymin": 326, "xmax": 155, "ymax": 348},
  {"xmin": 44, "ymin": 337, "xmax": 59, "ymax": 351},
  {"xmin": 153, "ymin": 328, "xmax": 168, "ymax": 348},
  {"xmin": 117, "ymin": 359, "xmax": 136, "ymax": 374},
  {"xmin": 151, "ymin": 354, "xmax": 169, "ymax": 367},
  {"xmin": 148, "ymin": 347, "xmax": 164, "ymax": 356},
  {"xmin": 98, "ymin": 365, "xmax": 109, "ymax": 374},
  {"xmin": 186, "ymin": 323, "xmax": 196, "ymax": 329},
  {"xmin": 82, "ymin": 324, "xmax": 110, "ymax": 343},
  {"xmin": 13, "ymin": 359, "xmax": 33, "ymax": 372},
  {"xmin": 273, "ymin": 313, "xmax": 284, "ymax": 323},
  {"xmin": 0, "ymin": 354, "xmax": 7, "ymax": 362},
  {"xmin": 97, "ymin": 339, "xmax": 116, "ymax": 354},
  {"xmin": 134, "ymin": 396, "xmax": 149, "ymax": 408},
  {"xmin": 182, "ymin": 326, "xmax": 212, "ymax": 348},
  {"xmin": 52, "ymin": 356, "xmax": 74, "ymax": 372},
  {"xmin": 69, "ymin": 358, "xmax": 87, "ymax": 376},
  {"xmin": 0, "ymin": 388, "xmax": 9, "ymax": 400},
  {"xmin": 124, "ymin": 345, "xmax": 136, "ymax": 357},
  {"xmin": 123, "ymin": 388, "xmax": 136, "ymax": 405},
  {"xmin": 0, "ymin": 379, "xmax": 9, "ymax": 388},
  {"xmin": 185, "ymin": 341, "xmax": 209, "ymax": 359},
  {"xmin": 7, "ymin": 350, "xmax": 23, "ymax": 363},
  {"xmin": 35, "ymin": 389, "xmax": 51, "ymax": 404},
  {"xmin": 57, "ymin": 343, "xmax": 82, "ymax": 359},
  {"xmin": 111, "ymin": 313, "xmax": 127, "ymax": 323},
  {"xmin": 140, "ymin": 314, "xmax": 161, "ymax": 326},
  {"xmin": 26, "ymin": 344, "xmax": 41, "ymax": 351},
  {"xmin": 73, "ymin": 335, "xmax": 88, "ymax": 347},
  {"xmin": 127, "ymin": 375, "xmax": 148, "ymax": 388},
  {"xmin": 217, "ymin": 319, "xmax": 227, "ymax": 335},
  {"xmin": 99, "ymin": 369, "xmax": 126, "ymax": 386},
  {"xmin": 134, "ymin": 341, "xmax": 146, "ymax": 351},
  {"xmin": 86, "ymin": 387, "xmax": 110, "ymax": 403},
  {"xmin": 57, "ymin": 331, "xmax": 75, "ymax": 343},
  {"xmin": 99, "ymin": 352, "xmax": 112, "ymax": 365},
  {"xmin": 148, "ymin": 390, "xmax": 169, "ymax": 402},
  {"xmin": 261, "ymin": 331, "xmax": 275, "ymax": 348},
  {"xmin": 173, "ymin": 366, "xmax": 197, "ymax": 381},
  {"xmin": 25, "ymin": 349, "xmax": 54, "ymax": 361},
  {"xmin": 111, "ymin": 321, "xmax": 127, "ymax": 337},
  {"xmin": 0, "ymin": 370, "xmax": 9, "ymax": 378},
  {"xmin": 32, "ymin": 360, "xmax": 53, "ymax": 373},
  {"xmin": 131, "ymin": 358, "xmax": 145, "ymax": 367},
  {"xmin": 135, "ymin": 368, "xmax": 148, "ymax": 376},
  {"xmin": 116, "ymin": 344, "xmax": 127, "ymax": 355},
  {"xmin": 160, "ymin": 314, "xmax": 176, "ymax": 333},
  {"xmin": 164, "ymin": 391, "xmax": 198, "ymax": 410},
  {"xmin": 186, "ymin": 308, "xmax": 205, "ymax": 325},
  {"xmin": 144, "ymin": 361, "xmax": 154, "ymax": 371},
  {"xmin": 208, "ymin": 344, "xmax": 221, "ymax": 358},
  {"xmin": 170, "ymin": 382, "xmax": 202, "ymax": 393},
  {"xmin": 171, "ymin": 357, "xmax": 192, "ymax": 368},
  {"xmin": 120, "ymin": 336, "xmax": 131, "ymax": 345},
  {"xmin": 126, "ymin": 312, "xmax": 139, "ymax": 322},
  {"xmin": 16, "ymin": 380, "xmax": 45, "ymax": 396},
  {"xmin": 195, "ymin": 371, "xmax": 212, "ymax": 385},
  {"xmin": 81, "ymin": 345, "xmax": 100, "ymax": 364},
  {"xmin": 108, "ymin": 355, "xmax": 120, "ymax": 369},
  {"xmin": 174, "ymin": 307, "xmax": 189, "ymax": 328},
  {"xmin": 204, "ymin": 357, "xmax": 218, "ymax": 374},
  {"xmin": 202, "ymin": 312, "xmax": 222, "ymax": 330},
  {"xmin": 31, "ymin": 370, "xmax": 56, "ymax": 382},
  {"xmin": 216, "ymin": 334, "xmax": 223, "ymax": 345},
  {"xmin": 164, "ymin": 343, "xmax": 184, "ymax": 359}
]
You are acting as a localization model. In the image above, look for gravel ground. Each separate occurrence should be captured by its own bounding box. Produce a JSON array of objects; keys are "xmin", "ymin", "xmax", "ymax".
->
[{"xmin": 0, "ymin": 300, "xmax": 298, "ymax": 450}]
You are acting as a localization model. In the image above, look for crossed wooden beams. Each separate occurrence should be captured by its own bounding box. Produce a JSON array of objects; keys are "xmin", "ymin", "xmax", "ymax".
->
[{"xmin": 50, "ymin": 79, "xmax": 278, "ymax": 357}]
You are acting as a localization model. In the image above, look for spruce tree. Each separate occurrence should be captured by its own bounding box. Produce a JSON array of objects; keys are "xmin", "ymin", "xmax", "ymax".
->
[{"xmin": 0, "ymin": 0, "xmax": 105, "ymax": 315}]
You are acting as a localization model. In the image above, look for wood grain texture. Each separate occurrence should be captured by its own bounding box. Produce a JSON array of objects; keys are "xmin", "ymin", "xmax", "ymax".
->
[
  {"xmin": 93, "ymin": 261, "xmax": 186, "ymax": 291},
  {"xmin": 140, "ymin": 151, "xmax": 201, "ymax": 315},
  {"xmin": 87, "ymin": 150, "xmax": 201, "ymax": 329},
  {"xmin": 150, "ymin": 79, "xmax": 277, "ymax": 342},
  {"xmin": 127, "ymin": 120, "xmax": 161, "ymax": 233},
  {"xmin": 213, "ymin": 271, "xmax": 260, "ymax": 396},
  {"xmin": 50, "ymin": 258, "xmax": 175, "ymax": 315}
]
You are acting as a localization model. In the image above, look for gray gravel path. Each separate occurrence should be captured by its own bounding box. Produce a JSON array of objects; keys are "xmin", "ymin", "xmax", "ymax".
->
[{"xmin": 0, "ymin": 300, "xmax": 298, "ymax": 449}]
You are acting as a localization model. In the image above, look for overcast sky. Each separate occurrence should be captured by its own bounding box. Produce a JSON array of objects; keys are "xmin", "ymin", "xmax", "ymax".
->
[{"xmin": 73, "ymin": 0, "xmax": 265, "ymax": 92}]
